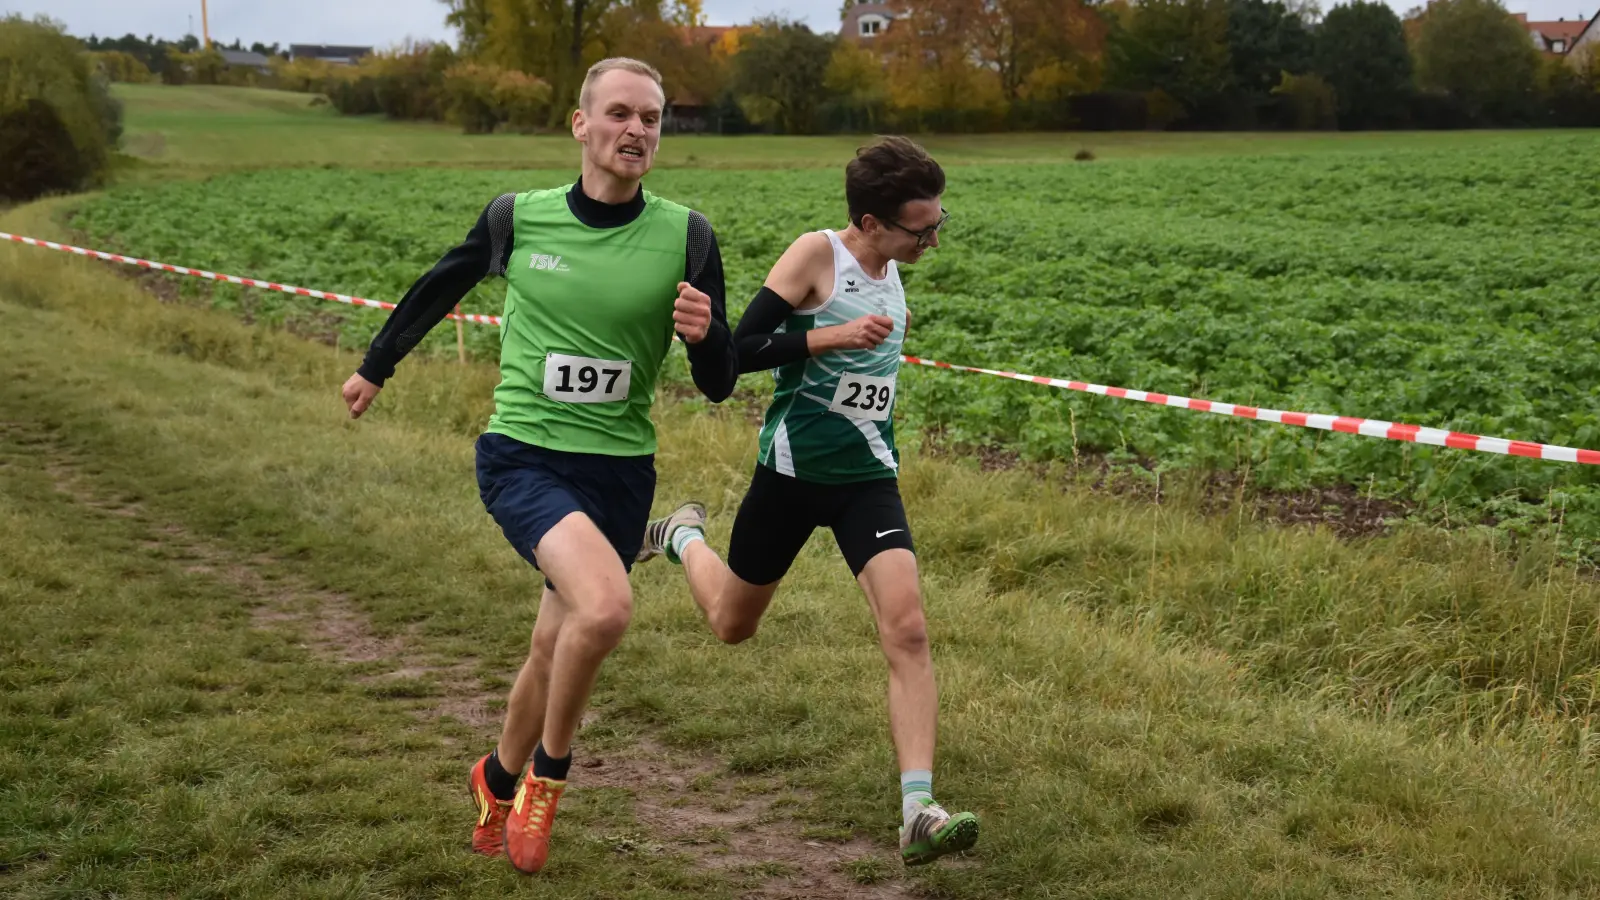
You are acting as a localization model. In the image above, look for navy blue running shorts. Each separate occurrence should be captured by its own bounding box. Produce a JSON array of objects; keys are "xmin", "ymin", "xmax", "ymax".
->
[{"xmin": 474, "ymin": 432, "xmax": 655, "ymax": 590}]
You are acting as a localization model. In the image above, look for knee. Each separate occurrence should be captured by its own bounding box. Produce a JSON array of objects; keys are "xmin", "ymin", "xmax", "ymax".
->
[
  {"xmin": 712, "ymin": 617, "xmax": 759, "ymax": 645},
  {"xmin": 529, "ymin": 624, "xmax": 560, "ymax": 661},
  {"xmin": 577, "ymin": 591, "xmax": 634, "ymax": 646},
  {"xmin": 709, "ymin": 583, "xmax": 771, "ymax": 645},
  {"xmin": 879, "ymin": 602, "xmax": 929, "ymax": 659}
]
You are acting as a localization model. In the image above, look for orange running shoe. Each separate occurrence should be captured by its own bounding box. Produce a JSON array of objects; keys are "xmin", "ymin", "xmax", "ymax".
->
[
  {"xmin": 503, "ymin": 771, "xmax": 566, "ymax": 874},
  {"xmin": 467, "ymin": 754, "xmax": 512, "ymax": 858}
]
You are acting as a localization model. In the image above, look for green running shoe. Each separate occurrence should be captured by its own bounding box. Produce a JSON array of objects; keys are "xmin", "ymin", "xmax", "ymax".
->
[{"xmin": 900, "ymin": 802, "xmax": 979, "ymax": 866}]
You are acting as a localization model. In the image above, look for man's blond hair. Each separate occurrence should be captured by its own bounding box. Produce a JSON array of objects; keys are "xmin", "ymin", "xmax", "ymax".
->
[{"xmin": 578, "ymin": 57, "xmax": 664, "ymax": 111}]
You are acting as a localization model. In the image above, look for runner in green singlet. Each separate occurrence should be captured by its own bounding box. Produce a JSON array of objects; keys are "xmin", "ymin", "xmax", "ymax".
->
[
  {"xmin": 638, "ymin": 137, "xmax": 979, "ymax": 867},
  {"xmin": 339, "ymin": 58, "xmax": 738, "ymax": 876}
]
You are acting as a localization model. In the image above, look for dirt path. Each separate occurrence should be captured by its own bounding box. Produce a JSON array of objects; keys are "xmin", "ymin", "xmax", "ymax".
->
[{"xmin": 17, "ymin": 419, "xmax": 918, "ymax": 898}]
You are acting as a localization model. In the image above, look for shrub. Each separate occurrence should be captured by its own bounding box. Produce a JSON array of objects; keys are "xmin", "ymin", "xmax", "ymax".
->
[
  {"xmin": 369, "ymin": 43, "xmax": 456, "ymax": 121},
  {"xmin": 271, "ymin": 56, "xmax": 338, "ymax": 94},
  {"xmin": 1066, "ymin": 90, "xmax": 1150, "ymax": 130},
  {"xmin": 443, "ymin": 63, "xmax": 552, "ymax": 134},
  {"xmin": 90, "ymin": 50, "xmax": 153, "ymax": 83},
  {"xmin": 1271, "ymin": 71, "xmax": 1338, "ymax": 130},
  {"xmin": 1538, "ymin": 54, "xmax": 1600, "ymax": 127},
  {"xmin": 492, "ymin": 68, "xmax": 553, "ymax": 132},
  {"xmin": 443, "ymin": 63, "xmax": 500, "ymax": 134},
  {"xmin": 0, "ymin": 15, "xmax": 122, "ymax": 201}
]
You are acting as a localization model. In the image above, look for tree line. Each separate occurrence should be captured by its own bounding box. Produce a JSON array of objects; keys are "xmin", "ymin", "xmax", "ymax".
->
[
  {"xmin": 223, "ymin": 0, "xmax": 1600, "ymax": 132},
  {"xmin": 10, "ymin": 0, "xmax": 1600, "ymax": 171},
  {"xmin": 733, "ymin": 0, "xmax": 1600, "ymax": 131}
]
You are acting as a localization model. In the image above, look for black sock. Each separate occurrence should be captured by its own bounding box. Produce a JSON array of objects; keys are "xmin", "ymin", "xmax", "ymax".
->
[
  {"xmin": 483, "ymin": 749, "xmax": 519, "ymax": 802},
  {"xmin": 531, "ymin": 743, "xmax": 572, "ymax": 782}
]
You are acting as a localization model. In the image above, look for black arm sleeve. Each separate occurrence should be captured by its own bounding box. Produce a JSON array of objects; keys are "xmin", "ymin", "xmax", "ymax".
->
[
  {"xmin": 682, "ymin": 211, "xmax": 739, "ymax": 403},
  {"xmin": 357, "ymin": 193, "xmax": 516, "ymax": 386},
  {"xmin": 732, "ymin": 286, "xmax": 811, "ymax": 374}
]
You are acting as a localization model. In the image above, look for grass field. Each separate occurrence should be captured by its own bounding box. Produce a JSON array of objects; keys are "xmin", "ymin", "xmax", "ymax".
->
[
  {"xmin": 113, "ymin": 82, "xmax": 1571, "ymax": 172},
  {"xmin": 6, "ymin": 86, "xmax": 1600, "ymax": 898}
]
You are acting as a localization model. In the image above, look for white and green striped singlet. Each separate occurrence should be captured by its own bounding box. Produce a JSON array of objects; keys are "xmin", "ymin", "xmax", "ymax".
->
[{"xmin": 756, "ymin": 230, "xmax": 906, "ymax": 484}]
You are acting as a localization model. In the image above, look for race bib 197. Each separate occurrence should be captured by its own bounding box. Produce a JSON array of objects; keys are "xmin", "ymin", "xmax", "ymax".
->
[
  {"xmin": 543, "ymin": 353, "xmax": 631, "ymax": 404},
  {"xmin": 829, "ymin": 373, "xmax": 896, "ymax": 421}
]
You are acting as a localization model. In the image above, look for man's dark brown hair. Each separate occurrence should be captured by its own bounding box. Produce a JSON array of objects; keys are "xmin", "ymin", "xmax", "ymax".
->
[{"xmin": 845, "ymin": 137, "xmax": 945, "ymax": 229}]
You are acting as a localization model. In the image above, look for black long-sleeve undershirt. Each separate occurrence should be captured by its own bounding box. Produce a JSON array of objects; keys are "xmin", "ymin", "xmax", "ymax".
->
[
  {"xmin": 356, "ymin": 199, "xmax": 506, "ymax": 387},
  {"xmin": 357, "ymin": 182, "xmax": 737, "ymax": 403}
]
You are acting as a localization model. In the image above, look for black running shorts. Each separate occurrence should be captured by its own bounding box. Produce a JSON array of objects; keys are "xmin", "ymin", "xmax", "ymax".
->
[{"xmin": 726, "ymin": 464, "xmax": 914, "ymax": 586}]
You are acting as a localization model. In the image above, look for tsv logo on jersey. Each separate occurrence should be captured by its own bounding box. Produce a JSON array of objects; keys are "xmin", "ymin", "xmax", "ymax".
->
[{"xmin": 529, "ymin": 253, "xmax": 569, "ymax": 272}]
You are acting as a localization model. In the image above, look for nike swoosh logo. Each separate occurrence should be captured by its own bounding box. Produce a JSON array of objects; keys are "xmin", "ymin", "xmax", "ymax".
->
[
  {"xmin": 759, "ymin": 338, "xmax": 773, "ymax": 353},
  {"xmin": 876, "ymin": 529, "xmax": 904, "ymax": 538}
]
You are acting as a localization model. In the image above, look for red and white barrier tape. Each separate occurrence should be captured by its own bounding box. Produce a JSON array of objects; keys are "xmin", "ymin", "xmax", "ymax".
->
[
  {"xmin": 1, "ymin": 232, "xmax": 501, "ymax": 326},
  {"xmin": 8, "ymin": 230, "xmax": 1598, "ymax": 466},
  {"xmin": 901, "ymin": 356, "xmax": 1600, "ymax": 465}
]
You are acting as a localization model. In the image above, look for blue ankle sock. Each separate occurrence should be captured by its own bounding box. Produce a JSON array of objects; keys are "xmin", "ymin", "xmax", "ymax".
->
[
  {"xmin": 668, "ymin": 525, "xmax": 704, "ymax": 564},
  {"xmin": 901, "ymin": 769, "xmax": 933, "ymax": 825}
]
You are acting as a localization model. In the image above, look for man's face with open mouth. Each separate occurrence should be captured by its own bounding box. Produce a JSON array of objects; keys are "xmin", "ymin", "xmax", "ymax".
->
[{"xmin": 575, "ymin": 69, "xmax": 663, "ymax": 182}]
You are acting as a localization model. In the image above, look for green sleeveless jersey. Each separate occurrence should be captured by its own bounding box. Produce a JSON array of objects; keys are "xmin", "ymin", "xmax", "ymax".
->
[
  {"xmin": 486, "ymin": 186, "xmax": 689, "ymax": 456},
  {"xmin": 757, "ymin": 230, "xmax": 907, "ymax": 484}
]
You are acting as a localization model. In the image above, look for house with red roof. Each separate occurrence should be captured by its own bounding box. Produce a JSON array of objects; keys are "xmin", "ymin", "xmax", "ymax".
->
[
  {"xmin": 1565, "ymin": 10, "xmax": 1600, "ymax": 66},
  {"xmin": 1522, "ymin": 13, "xmax": 1591, "ymax": 56}
]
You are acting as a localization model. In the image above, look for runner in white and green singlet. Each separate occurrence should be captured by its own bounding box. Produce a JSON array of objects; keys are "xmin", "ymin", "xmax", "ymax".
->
[
  {"xmin": 639, "ymin": 137, "xmax": 980, "ymax": 868},
  {"xmin": 754, "ymin": 223, "xmax": 907, "ymax": 483}
]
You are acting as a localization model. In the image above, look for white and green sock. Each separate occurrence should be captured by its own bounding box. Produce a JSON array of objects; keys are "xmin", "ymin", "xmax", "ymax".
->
[
  {"xmin": 900, "ymin": 769, "xmax": 934, "ymax": 827},
  {"xmin": 667, "ymin": 525, "xmax": 704, "ymax": 565}
]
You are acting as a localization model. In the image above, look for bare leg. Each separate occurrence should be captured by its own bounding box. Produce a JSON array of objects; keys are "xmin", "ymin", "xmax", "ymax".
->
[
  {"xmin": 496, "ymin": 585, "xmax": 567, "ymax": 769},
  {"xmin": 680, "ymin": 539, "xmax": 780, "ymax": 644},
  {"xmin": 530, "ymin": 511, "xmax": 634, "ymax": 759},
  {"xmin": 857, "ymin": 549, "xmax": 935, "ymax": 772}
]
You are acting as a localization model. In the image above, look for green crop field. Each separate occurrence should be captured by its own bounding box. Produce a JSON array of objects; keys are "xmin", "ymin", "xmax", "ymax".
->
[
  {"xmin": 6, "ymin": 85, "xmax": 1600, "ymax": 899},
  {"xmin": 75, "ymin": 130, "xmax": 1600, "ymax": 555}
]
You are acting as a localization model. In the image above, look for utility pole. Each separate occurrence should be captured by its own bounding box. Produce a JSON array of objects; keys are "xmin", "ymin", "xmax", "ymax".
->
[{"xmin": 201, "ymin": 0, "xmax": 211, "ymax": 48}]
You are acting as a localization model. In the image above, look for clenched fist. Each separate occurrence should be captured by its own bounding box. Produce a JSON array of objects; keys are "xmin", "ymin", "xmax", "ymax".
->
[
  {"xmin": 673, "ymin": 282, "xmax": 712, "ymax": 344},
  {"xmin": 828, "ymin": 314, "xmax": 895, "ymax": 351}
]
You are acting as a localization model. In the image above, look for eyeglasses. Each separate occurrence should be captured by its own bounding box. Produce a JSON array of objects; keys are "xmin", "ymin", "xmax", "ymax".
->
[{"xmin": 884, "ymin": 208, "xmax": 950, "ymax": 248}]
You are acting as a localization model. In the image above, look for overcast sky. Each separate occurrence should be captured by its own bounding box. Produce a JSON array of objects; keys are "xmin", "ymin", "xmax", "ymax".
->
[{"xmin": 2, "ymin": 0, "xmax": 1593, "ymax": 49}]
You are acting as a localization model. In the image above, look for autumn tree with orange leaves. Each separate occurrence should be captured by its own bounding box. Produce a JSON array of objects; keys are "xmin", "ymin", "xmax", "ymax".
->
[
  {"xmin": 975, "ymin": 0, "xmax": 1107, "ymax": 103},
  {"xmin": 875, "ymin": 0, "xmax": 1007, "ymax": 130},
  {"xmin": 871, "ymin": 0, "xmax": 1105, "ymax": 129}
]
